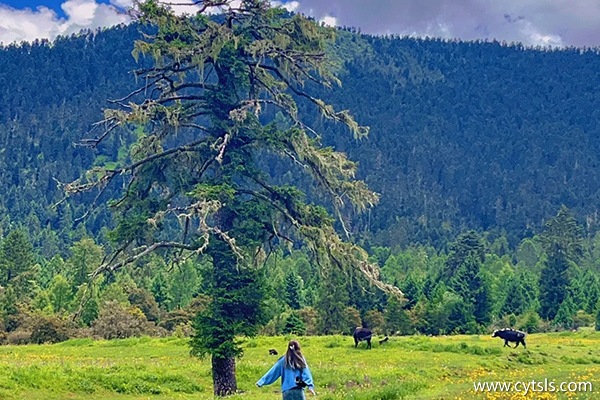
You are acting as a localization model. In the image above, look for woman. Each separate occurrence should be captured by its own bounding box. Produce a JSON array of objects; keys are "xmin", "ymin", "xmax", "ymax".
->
[{"xmin": 256, "ymin": 340, "xmax": 316, "ymax": 399}]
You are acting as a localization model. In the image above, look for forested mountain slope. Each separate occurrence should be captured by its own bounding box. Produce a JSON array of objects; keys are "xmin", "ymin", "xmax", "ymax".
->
[
  {"xmin": 1, "ymin": 25, "xmax": 600, "ymax": 252},
  {"xmin": 314, "ymin": 34, "xmax": 600, "ymax": 247},
  {"xmin": 0, "ymin": 25, "xmax": 140, "ymax": 255}
]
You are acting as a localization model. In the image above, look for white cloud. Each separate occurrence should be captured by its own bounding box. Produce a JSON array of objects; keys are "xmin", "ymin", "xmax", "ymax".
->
[
  {"xmin": 320, "ymin": 15, "xmax": 337, "ymax": 27},
  {"xmin": 110, "ymin": 0, "xmax": 134, "ymax": 8},
  {"xmin": 0, "ymin": 0, "xmax": 206, "ymax": 45},
  {"xmin": 62, "ymin": 0, "xmax": 99, "ymax": 26},
  {"xmin": 0, "ymin": 0, "xmax": 129, "ymax": 45},
  {"xmin": 271, "ymin": 1, "xmax": 300, "ymax": 12},
  {"xmin": 159, "ymin": 0, "xmax": 202, "ymax": 16}
]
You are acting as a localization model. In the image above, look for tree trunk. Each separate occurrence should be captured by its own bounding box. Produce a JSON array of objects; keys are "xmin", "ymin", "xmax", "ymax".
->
[{"xmin": 212, "ymin": 354, "xmax": 237, "ymax": 396}]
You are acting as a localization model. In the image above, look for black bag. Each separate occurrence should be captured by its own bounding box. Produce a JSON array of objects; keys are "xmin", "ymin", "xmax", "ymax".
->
[{"xmin": 295, "ymin": 376, "xmax": 308, "ymax": 388}]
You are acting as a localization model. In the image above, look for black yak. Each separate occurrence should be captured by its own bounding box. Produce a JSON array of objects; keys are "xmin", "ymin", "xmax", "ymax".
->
[
  {"xmin": 379, "ymin": 336, "xmax": 389, "ymax": 345},
  {"xmin": 353, "ymin": 327, "xmax": 372, "ymax": 349},
  {"xmin": 268, "ymin": 348, "xmax": 278, "ymax": 355},
  {"xmin": 492, "ymin": 328, "xmax": 526, "ymax": 349}
]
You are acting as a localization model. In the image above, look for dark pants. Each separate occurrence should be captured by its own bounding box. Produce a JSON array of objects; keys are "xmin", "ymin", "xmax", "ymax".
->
[{"xmin": 282, "ymin": 387, "xmax": 305, "ymax": 400}]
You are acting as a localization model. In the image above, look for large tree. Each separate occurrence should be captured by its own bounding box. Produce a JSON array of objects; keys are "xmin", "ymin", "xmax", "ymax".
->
[
  {"xmin": 445, "ymin": 231, "xmax": 491, "ymax": 328},
  {"xmin": 0, "ymin": 229, "xmax": 37, "ymax": 299},
  {"xmin": 68, "ymin": 0, "xmax": 399, "ymax": 395},
  {"xmin": 538, "ymin": 206, "xmax": 583, "ymax": 320}
]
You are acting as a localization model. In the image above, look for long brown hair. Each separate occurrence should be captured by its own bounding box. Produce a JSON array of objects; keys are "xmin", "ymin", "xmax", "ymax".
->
[{"xmin": 284, "ymin": 340, "xmax": 307, "ymax": 370}]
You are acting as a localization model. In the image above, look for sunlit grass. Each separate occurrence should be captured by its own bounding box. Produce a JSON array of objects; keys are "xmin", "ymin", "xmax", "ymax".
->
[{"xmin": 0, "ymin": 331, "xmax": 599, "ymax": 399}]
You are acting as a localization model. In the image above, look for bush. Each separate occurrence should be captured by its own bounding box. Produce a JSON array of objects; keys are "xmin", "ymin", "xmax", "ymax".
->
[
  {"xmin": 5, "ymin": 330, "xmax": 31, "ymax": 345},
  {"xmin": 173, "ymin": 322, "xmax": 193, "ymax": 338},
  {"xmin": 92, "ymin": 301, "xmax": 150, "ymax": 340},
  {"xmin": 518, "ymin": 311, "xmax": 541, "ymax": 333},
  {"xmin": 128, "ymin": 288, "xmax": 161, "ymax": 322},
  {"xmin": 160, "ymin": 309, "xmax": 193, "ymax": 332},
  {"xmin": 363, "ymin": 310, "xmax": 385, "ymax": 334},
  {"xmin": 30, "ymin": 317, "xmax": 69, "ymax": 344},
  {"xmin": 573, "ymin": 310, "xmax": 594, "ymax": 329},
  {"xmin": 297, "ymin": 307, "xmax": 319, "ymax": 336},
  {"xmin": 159, "ymin": 295, "xmax": 209, "ymax": 332}
]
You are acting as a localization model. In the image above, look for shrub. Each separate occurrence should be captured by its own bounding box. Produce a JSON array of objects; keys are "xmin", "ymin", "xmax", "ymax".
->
[
  {"xmin": 173, "ymin": 322, "xmax": 193, "ymax": 338},
  {"xmin": 92, "ymin": 301, "xmax": 150, "ymax": 340},
  {"xmin": 297, "ymin": 307, "xmax": 319, "ymax": 335},
  {"xmin": 5, "ymin": 330, "xmax": 31, "ymax": 345},
  {"xmin": 573, "ymin": 310, "xmax": 594, "ymax": 329},
  {"xmin": 160, "ymin": 309, "xmax": 193, "ymax": 332},
  {"xmin": 344, "ymin": 307, "xmax": 362, "ymax": 334},
  {"xmin": 519, "ymin": 311, "xmax": 541, "ymax": 333},
  {"xmin": 30, "ymin": 316, "xmax": 69, "ymax": 344},
  {"xmin": 128, "ymin": 288, "xmax": 161, "ymax": 322},
  {"xmin": 159, "ymin": 295, "xmax": 209, "ymax": 332},
  {"xmin": 363, "ymin": 310, "xmax": 385, "ymax": 334}
]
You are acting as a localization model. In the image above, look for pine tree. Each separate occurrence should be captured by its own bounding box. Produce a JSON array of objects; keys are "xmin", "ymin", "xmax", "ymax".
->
[
  {"xmin": 384, "ymin": 297, "xmax": 412, "ymax": 335},
  {"xmin": 539, "ymin": 206, "xmax": 582, "ymax": 320},
  {"xmin": 400, "ymin": 272, "xmax": 423, "ymax": 309},
  {"xmin": 582, "ymin": 272, "xmax": 600, "ymax": 314},
  {"xmin": 67, "ymin": 238, "xmax": 103, "ymax": 291},
  {"xmin": 284, "ymin": 271, "xmax": 303, "ymax": 310},
  {"xmin": 169, "ymin": 261, "xmax": 200, "ymax": 309},
  {"xmin": 0, "ymin": 286, "xmax": 19, "ymax": 331},
  {"xmin": 0, "ymin": 229, "xmax": 36, "ymax": 298},
  {"xmin": 151, "ymin": 272, "xmax": 172, "ymax": 310},
  {"xmin": 67, "ymin": 1, "xmax": 399, "ymax": 395},
  {"xmin": 501, "ymin": 278, "xmax": 528, "ymax": 315},
  {"xmin": 554, "ymin": 296, "xmax": 575, "ymax": 329},
  {"xmin": 444, "ymin": 231, "xmax": 485, "ymax": 279},
  {"xmin": 282, "ymin": 312, "xmax": 306, "ymax": 335},
  {"xmin": 445, "ymin": 232, "xmax": 491, "ymax": 328},
  {"xmin": 317, "ymin": 267, "xmax": 350, "ymax": 334}
]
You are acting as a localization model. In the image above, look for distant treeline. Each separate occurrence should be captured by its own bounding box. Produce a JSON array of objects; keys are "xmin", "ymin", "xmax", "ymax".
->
[{"xmin": 1, "ymin": 206, "xmax": 600, "ymax": 344}]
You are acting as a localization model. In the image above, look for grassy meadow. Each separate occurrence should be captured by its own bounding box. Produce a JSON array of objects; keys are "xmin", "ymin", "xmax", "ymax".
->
[{"xmin": 1, "ymin": 331, "xmax": 599, "ymax": 400}]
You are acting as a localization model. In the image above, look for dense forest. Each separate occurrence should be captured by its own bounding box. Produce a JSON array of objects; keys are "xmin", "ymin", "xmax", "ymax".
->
[
  {"xmin": 2, "ymin": 25, "xmax": 600, "ymax": 250},
  {"xmin": 1, "ymin": 20, "xmax": 600, "ymax": 343}
]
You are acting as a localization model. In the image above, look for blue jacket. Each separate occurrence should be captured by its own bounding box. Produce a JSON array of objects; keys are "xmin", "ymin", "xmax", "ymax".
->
[{"xmin": 256, "ymin": 356, "xmax": 315, "ymax": 392}]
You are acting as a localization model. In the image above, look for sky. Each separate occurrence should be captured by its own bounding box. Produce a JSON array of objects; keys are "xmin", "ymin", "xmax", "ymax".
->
[{"xmin": 1, "ymin": 0, "xmax": 600, "ymax": 48}]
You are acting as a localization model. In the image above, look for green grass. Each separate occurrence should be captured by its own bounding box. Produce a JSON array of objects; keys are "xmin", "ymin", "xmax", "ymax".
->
[{"xmin": 1, "ymin": 331, "xmax": 600, "ymax": 399}]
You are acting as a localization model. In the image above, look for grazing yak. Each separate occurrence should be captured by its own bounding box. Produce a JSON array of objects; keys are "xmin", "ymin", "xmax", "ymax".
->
[
  {"xmin": 268, "ymin": 348, "xmax": 278, "ymax": 355},
  {"xmin": 492, "ymin": 328, "xmax": 527, "ymax": 349},
  {"xmin": 353, "ymin": 327, "xmax": 372, "ymax": 349}
]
